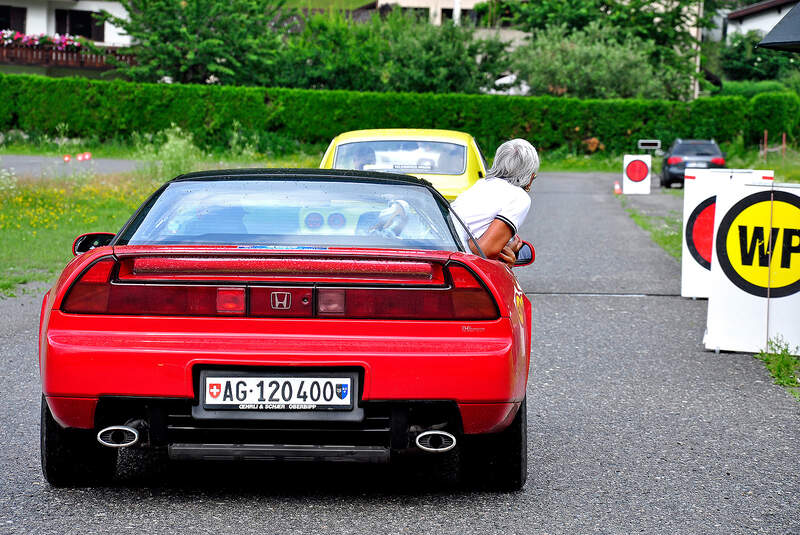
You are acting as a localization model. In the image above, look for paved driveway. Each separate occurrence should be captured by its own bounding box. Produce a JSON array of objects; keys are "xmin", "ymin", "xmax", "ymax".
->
[
  {"xmin": 0, "ymin": 154, "xmax": 144, "ymax": 178},
  {"xmin": 0, "ymin": 172, "xmax": 797, "ymax": 534}
]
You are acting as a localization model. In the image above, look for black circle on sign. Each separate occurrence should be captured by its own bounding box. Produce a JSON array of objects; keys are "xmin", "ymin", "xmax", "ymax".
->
[
  {"xmin": 715, "ymin": 190, "xmax": 800, "ymax": 298},
  {"xmin": 685, "ymin": 195, "xmax": 716, "ymax": 271}
]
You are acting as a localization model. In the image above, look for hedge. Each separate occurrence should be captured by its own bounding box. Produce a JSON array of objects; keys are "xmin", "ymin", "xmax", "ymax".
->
[
  {"xmin": 0, "ymin": 73, "xmax": 793, "ymax": 154},
  {"xmin": 718, "ymin": 80, "xmax": 789, "ymax": 99},
  {"xmin": 747, "ymin": 92, "xmax": 800, "ymax": 145}
]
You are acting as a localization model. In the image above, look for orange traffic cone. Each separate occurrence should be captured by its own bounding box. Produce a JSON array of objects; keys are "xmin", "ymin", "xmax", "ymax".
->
[{"xmin": 613, "ymin": 181, "xmax": 622, "ymax": 195}]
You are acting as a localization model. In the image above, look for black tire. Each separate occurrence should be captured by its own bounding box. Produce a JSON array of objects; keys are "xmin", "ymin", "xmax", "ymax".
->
[
  {"xmin": 462, "ymin": 397, "xmax": 527, "ymax": 491},
  {"xmin": 41, "ymin": 396, "xmax": 117, "ymax": 487}
]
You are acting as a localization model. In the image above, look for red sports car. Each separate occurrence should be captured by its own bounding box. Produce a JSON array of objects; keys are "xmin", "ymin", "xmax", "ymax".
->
[{"xmin": 39, "ymin": 169, "xmax": 533, "ymax": 490}]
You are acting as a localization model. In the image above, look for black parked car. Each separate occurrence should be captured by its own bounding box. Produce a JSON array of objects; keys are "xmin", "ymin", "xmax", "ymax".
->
[{"xmin": 661, "ymin": 139, "xmax": 726, "ymax": 188}]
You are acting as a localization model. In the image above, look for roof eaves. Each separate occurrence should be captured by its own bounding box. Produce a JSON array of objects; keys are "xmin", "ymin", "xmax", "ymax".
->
[{"xmin": 728, "ymin": 0, "xmax": 797, "ymax": 20}]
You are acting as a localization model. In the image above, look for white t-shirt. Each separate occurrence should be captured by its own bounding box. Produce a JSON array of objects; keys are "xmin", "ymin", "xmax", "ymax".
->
[{"xmin": 451, "ymin": 177, "xmax": 531, "ymax": 242}]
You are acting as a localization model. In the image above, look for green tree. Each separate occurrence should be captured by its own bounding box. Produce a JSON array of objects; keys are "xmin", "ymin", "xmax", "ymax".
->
[
  {"xmin": 512, "ymin": 22, "xmax": 678, "ymax": 99},
  {"xmin": 95, "ymin": 0, "xmax": 287, "ymax": 85},
  {"xmin": 270, "ymin": 11, "xmax": 508, "ymax": 94},
  {"xmin": 722, "ymin": 31, "xmax": 800, "ymax": 81},
  {"xmin": 478, "ymin": 0, "xmax": 739, "ymax": 97},
  {"xmin": 375, "ymin": 12, "xmax": 507, "ymax": 94},
  {"xmin": 269, "ymin": 12, "xmax": 385, "ymax": 91}
]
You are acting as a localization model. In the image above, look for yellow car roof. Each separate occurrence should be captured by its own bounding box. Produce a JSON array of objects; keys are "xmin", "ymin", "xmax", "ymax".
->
[{"xmin": 333, "ymin": 129, "xmax": 473, "ymax": 144}]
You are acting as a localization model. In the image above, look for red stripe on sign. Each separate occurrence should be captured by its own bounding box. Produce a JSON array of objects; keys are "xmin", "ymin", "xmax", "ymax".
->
[
  {"xmin": 685, "ymin": 175, "xmax": 696, "ymax": 180},
  {"xmin": 763, "ymin": 176, "xmax": 773, "ymax": 180}
]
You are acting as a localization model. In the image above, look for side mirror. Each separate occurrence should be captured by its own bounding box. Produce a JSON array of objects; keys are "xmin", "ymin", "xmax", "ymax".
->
[
  {"xmin": 73, "ymin": 232, "xmax": 115, "ymax": 256},
  {"xmin": 515, "ymin": 240, "xmax": 535, "ymax": 267}
]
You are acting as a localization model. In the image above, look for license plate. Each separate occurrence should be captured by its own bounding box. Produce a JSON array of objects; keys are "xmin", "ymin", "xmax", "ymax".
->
[
  {"xmin": 686, "ymin": 162, "xmax": 707, "ymax": 168},
  {"xmin": 203, "ymin": 376, "xmax": 353, "ymax": 411}
]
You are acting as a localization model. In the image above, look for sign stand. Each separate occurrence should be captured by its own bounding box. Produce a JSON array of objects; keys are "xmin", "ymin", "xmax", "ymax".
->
[
  {"xmin": 704, "ymin": 182, "xmax": 800, "ymax": 353},
  {"xmin": 622, "ymin": 140, "xmax": 660, "ymax": 195}
]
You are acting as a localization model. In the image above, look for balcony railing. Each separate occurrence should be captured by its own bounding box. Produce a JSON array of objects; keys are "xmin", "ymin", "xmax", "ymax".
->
[{"xmin": 0, "ymin": 45, "xmax": 135, "ymax": 70}]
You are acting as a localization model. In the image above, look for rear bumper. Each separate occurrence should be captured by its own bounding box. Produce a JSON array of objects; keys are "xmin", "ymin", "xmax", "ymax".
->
[
  {"xmin": 41, "ymin": 312, "xmax": 528, "ymax": 434},
  {"xmin": 664, "ymin": 167, "xmax": 686, "ymax": 182}
]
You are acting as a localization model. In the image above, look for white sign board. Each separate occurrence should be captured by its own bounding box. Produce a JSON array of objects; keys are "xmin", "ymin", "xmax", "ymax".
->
[
  {"xmin": 622, "ymin": 155, "xmax": 651, "ymax": 195},
  {"xmin": 681, "ymin": 169, "xmax": 774, "ymax": 298},
  {"xmin": 704, "ymin": 182, "xmax": 800, "ymax": 353},
  {"xmin": 768, "ymin": 183, "xmax": 800, "ymax": 351}
]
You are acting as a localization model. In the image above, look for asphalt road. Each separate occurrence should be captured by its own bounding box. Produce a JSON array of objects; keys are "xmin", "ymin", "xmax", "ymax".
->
[
  {"xmin": 1, "ymin": 173, "xmax": 798, "ymax": 534},
  {"xmin": 0, "ymin": 154, "xmax": 144, "ymax": 178}
]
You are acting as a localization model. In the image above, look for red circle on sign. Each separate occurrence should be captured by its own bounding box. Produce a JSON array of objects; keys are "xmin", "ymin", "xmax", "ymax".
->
[
  {"xmin": 686, "ymin": 197, "xmax": 716, "ymax": 270},
  {"xmin": 625, "ymin": 160, "xmax": 648, "ymax": 182}
]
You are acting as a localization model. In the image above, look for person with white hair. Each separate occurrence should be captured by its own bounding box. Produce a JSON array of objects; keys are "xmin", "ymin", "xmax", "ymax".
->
[{"xmin": 451, "ymin": 138, "xmax": 538, "ymax": 264}]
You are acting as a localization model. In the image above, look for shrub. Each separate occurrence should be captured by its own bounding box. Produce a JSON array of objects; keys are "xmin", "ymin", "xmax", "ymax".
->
[
  {"xmin": 512, "ymin": 23, "xmax": 681, "ymax": 100},
  {"xmin": 0, "ymin": 72, "xmax": 784, "ymax": 155},
  {"xmin": 719, "ymin": 80, "xmax": 789, "ymax": 99},
  {"xmin": 4, "ymin": 75, "xmax": 278, "ymax": 150},
  {"xmin": 688, "ymin": 96, "xmax": 749, "ymax": 141},
  {"xmin": 270, "ymin": 11, "xmax": 507, "ymax": 94},
  {"xmin": 95, "ymin": 0, "xmax": 287, "ymax": 86},
  {"xmin": 722, "ymin": 31, "xmax": 800, "ymax": 81},
  {"xmin": 747, "ymin": 92, "xmax": 800, "ymax": 144}
]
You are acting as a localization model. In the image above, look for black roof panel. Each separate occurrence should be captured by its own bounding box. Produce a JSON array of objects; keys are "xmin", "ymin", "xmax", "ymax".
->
[
  {"xmin": 759, "ymin": 3, "xmax": 800, "ymax": 52},
  {"xmin": 171, "ymin": 168, "xmax": 433, "ymax": 188}
]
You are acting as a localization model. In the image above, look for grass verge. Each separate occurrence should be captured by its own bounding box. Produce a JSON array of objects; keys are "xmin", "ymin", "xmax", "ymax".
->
[
  {"xmin": 0, "ymin": 172, "xmax": 152, "ymax": 296},
  {"xmin": 755, "ymin": 337, "xmax": 800, "ymax": 401},
  {"xmin": 0, "ymin": 134, "xmax": 322, "ymax": 297},
  {"xmin": 0, "ymin": 129, "xmax": 327, "ymax": 165},
  {"xmin": 619, "ymin": 196, "xmax": 682, "ymax": 261}
]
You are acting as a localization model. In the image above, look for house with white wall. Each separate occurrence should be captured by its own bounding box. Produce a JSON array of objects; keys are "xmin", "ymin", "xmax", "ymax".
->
[
  {"xmin": 376, "ymin": 0, "xmax": 481, "ymax": 25},
  {"xmin": 0, "ymin": 1, "xmax": 130, "ymax": 46},
  {"xmin": 726, "ymin": 0, "xmax": 798, "ymax": 39}
]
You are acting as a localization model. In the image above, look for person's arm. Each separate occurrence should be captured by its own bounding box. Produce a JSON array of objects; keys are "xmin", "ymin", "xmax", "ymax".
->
[{"xmin": 468, "ymin": 218, "xmax": 515, "ymax": 263}]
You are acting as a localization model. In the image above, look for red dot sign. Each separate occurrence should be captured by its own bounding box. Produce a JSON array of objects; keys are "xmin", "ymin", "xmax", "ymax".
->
[
  {"xmin": 625, "ymin": 159, "xmax": 649, "ymax": 182},
  {"xmin": 686, "ymin": 196, "xmax": 716, "ymax": 270}
]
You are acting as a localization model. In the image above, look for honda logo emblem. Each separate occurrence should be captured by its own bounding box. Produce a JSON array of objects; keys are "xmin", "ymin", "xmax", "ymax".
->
[{"xmin": 270, "ymin": 292, "xmax": 292, "ymax": 310}]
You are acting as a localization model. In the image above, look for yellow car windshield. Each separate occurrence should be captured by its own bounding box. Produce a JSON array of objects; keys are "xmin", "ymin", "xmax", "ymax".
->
[{"xmin": 334, "ymin": 141, "xmax": 466, "ymax": 175}]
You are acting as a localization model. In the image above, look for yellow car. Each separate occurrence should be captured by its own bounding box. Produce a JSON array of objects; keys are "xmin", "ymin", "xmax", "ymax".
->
[{"xmin": 320, "ymin": 129, "xmax": 488, "ymax": 201}]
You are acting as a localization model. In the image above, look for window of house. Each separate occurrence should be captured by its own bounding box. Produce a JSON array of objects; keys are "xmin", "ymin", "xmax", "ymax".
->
[
  {"xmin": 442, "ymin": 8, "xmax": 474, "ymax": 21},
  {"xmin": 0, "ymin": 5, "xmax": 27, "ymax": 32},
  {"xmin": 55, "ymin": 9, "xmax": 104, "ymax": 41}
]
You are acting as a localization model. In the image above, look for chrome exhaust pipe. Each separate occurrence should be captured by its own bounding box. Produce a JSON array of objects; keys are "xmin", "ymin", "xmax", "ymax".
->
[
  {"xmin": 415, "ymin": 430, "xmax": 456, "ymax": 453},
  {"xmin": 97, "ymin": 425, "xmax": 139, "ymax": 448}
]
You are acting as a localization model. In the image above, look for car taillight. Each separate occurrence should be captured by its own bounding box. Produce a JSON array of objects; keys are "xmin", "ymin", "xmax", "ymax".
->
[
  {"xmin": 316, "ymin": 264, "xmax": 498, "ymax": 320},
  {"xmin": 61, "ymin": 258, "xmax": 115, "ymax": 313},
  {"xmin": 62, "ymin": 259, "xmax": 498, "ymax": 320},
  {"xmin": 711, "ymin": 157, "xmax": 725, "ymax": 166},
  {"xmin": 216, "ymin": 288, "xmax": 246, "ymax": 315},
  {"xmin": 667, "ymin": 156, "xmax": 683, "ymax": 165},
  {"xmin": 62, "ymin": 259, "xmax": 245, "ymax": 316}
]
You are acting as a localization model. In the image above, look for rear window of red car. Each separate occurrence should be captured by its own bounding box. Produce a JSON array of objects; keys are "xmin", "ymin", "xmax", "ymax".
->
[{"xmin": 117, "ymin": 179, "xmax": 463, "ymax": 251}]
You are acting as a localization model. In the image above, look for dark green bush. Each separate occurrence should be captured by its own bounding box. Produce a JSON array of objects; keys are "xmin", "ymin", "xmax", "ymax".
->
[
  {"xmin": 747, "ymin": 92, "xmax": 800, "ymax": 144},
  {"xmin": 5, "ymin": 75, "xmax": 277, "ymax": 149},
  {"xmin": 722, "ymin": 31, "xmax": 800, "ymax": 81},
  {"xmin": 0, "ymin": 72, "xmax": 789, "ymax": 154},
  {"xmin": 719, "ymin": 80, "xmax": 789, "ymax": 99},
  {"xmin": 688, "ymin": 97, "xmax": 749, "ymax": 141},
  {"xmin": 512, "ymin": 23, "xmax": 680, "ymax": 99}
]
